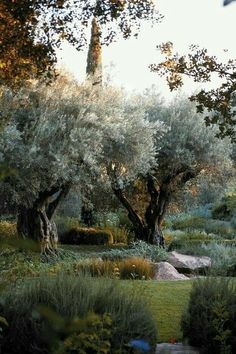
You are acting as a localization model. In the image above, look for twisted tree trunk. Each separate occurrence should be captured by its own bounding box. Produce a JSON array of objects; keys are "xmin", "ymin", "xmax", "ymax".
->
[
  {"xmin": 17, "ymin": 185, "xmax": 70, "ymax": 254},
  {"xmin": 112, "ymin": 168, "xmax": 199, "ymax": 246},
  {"xmin": 113, "ymin": 179, "xmax": 166, "ymax": 246}
]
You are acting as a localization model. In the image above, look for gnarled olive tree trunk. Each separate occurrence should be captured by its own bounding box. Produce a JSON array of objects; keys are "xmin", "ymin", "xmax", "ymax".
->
[
  {"xmin": 112, "ymin": 177, "xmax": 167, "ymax": 246},
  {"xmin": 112, "ymin": 168, "xmax": 199, "ymax": 246},
  {"xmin": 17, "ymin": 185, "xmax": 70, "ymax": 254}
]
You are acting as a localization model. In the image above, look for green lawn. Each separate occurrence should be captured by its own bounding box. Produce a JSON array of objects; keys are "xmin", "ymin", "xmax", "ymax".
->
[{"xmin": 124, "ymin": 280, "xmax": 193, "ymax": 343}]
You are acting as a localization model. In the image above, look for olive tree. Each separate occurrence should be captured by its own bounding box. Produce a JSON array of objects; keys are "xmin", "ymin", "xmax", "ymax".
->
[
  {"xmin": 0, "ymin": 78, "xmax": 163, "ymax": 253},
  {"xmin": 111, "ymin": 92, "xmax": 232, "ymax": 245}
]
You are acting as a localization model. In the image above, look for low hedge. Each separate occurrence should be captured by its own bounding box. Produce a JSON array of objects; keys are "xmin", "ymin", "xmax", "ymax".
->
[{"xmin": 60, "ymin": 227, "xmax": 113, "ymax": 245}]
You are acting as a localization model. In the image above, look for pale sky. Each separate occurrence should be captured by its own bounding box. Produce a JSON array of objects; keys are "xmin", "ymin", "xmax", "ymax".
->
[{"xmin": 56, "ymin": 0, "xmax": 236, "ymax": 100}]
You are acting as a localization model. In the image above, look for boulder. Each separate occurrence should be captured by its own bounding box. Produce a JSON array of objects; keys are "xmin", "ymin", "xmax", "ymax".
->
[
  {"xmin": 167, "ymin": 251, "xmax": 211, "ymax": 273},
  {"xmin": 154, "ymin": 262, "xmax": 189, "ymax": 280}
]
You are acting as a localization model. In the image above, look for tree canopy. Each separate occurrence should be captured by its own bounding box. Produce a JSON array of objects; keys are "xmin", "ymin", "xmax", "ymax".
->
[
  {"xmin": 0, "ymin": 77, "xmax": 162, "ymax": 250},
  {"xmin": 111, "ymin": 91, "xmax": 232, "ymax": 244}
]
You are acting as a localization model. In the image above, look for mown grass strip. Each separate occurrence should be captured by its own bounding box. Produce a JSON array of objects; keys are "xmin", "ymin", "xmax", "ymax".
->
[{"xmin": 124, "ymin": 280, "xmax": 193, "ymax": 343}]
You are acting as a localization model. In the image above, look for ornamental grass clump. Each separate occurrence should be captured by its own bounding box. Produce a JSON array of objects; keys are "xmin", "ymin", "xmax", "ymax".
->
[
  {"xmin": 75, "ymin": 257, "xmax": 154, "ymax": 280},
  {"xmin": 1, "ymin": 273, "xmax": 158, "ymax": 353}
]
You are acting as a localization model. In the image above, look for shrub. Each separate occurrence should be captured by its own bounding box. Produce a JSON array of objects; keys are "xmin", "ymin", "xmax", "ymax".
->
[
  {"xmin": 96, "ymin": 209, "xmax": 133, "ymax": 232},
  {"xmin": 162, "ymin": 231, "xmax": 174, "ymax": 247},
  {"xmin": 115, "ymin": 209, "xmax": 133, "ymax": 231},
  {"xmin": 1, "ymin": 273, "xmax": 158, "ymax": 353},
  {"xmin": 204, "ymin": 220, "xmax": 235, "ymax": 239},
  {"xmin": 167, "ymin": 240, "xmax": 236, "ymax": 276},
  {"xmin": 130, "ymin": 241, "xmax": 168, "ymax": 262},
  {"xmin": 182, "ymin": 277, "xmax": 236, "ymax": 354},
  {"xmin": 95, "ymin": 211, "xmax": 120, "ymax": 228},
  {"xmin": 167, "ymin": 231, "xmax": 219, "ymax": 252},
  {"xmin": 201, "ymin": 243, "xmax": 236, "ymax": 276},
  {"xmin": 94, "ymin": 211, "xmax": 134, "ymax": 244},
  {"xmin": 49, "ymin": 311, "xmax": 112, "ymax": 354},
  {"xmin": 172, "ymin": 215, "xmax": 235, "ymax": 238},
  {"xmin": 60, "ymin": 227, "xmax": 113, "ymax": 245},
  {"xmin": 118, "ymin": 257, "xmax": 154, "ymax": 280}
]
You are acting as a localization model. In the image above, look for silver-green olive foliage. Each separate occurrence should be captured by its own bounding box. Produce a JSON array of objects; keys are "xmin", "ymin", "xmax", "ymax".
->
[
  {"xmin": 142, "ymin": 90, "xmax": 232, "ymax": 185},
  {"xmin": 0, "ymin": 79, "xmax": 164, "ymax": 207}
]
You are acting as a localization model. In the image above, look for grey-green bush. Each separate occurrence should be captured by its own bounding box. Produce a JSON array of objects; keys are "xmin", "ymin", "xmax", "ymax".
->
[
  {"xmin": 182, "ymin": 277, "xmax": 236, "ymax": 354},
  {"xmin": 101, "ymin": 240, "xmax": 168, "ymax": 262}
]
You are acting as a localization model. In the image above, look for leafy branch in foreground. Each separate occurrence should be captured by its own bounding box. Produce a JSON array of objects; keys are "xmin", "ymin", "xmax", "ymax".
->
[
  {"xmin": 0, "ymin": 0, "xmax": 162, "ymax": 88},
  {"xmin": 150, "ymin": 42, "xmax": 236, "ymax": 141}
]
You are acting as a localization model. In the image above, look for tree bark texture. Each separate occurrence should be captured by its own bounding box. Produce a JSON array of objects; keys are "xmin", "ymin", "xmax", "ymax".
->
[{"xmin": 17, "ymin": 185, "xmax": 70, "ymax": 254}]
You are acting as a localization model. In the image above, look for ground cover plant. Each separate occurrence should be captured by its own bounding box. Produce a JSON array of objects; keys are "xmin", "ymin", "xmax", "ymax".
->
[{"xmin": 0, "ymin": 240, "xmax": 167, "ymax": 283}]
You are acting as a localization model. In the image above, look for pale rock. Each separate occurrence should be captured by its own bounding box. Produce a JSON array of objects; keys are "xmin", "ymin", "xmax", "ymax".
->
[
  {"xmin": 167, "ymin": 251, "xmax": 211, "ymax": 272},
  {"xmin": 154, "ymin": 262, "xmax": 189, "ymax": 280}
]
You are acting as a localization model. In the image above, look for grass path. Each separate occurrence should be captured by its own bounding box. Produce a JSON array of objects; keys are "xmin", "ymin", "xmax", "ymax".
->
[{"xmin": 125, "ymin": 280, "xmax": 193, "ymax": 343}]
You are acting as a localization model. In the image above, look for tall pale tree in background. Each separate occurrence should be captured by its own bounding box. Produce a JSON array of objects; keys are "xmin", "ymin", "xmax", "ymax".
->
[
  {"xmin": 86, "ymin": 17, "xmax": 103, "ymax": 86},
  {"xmin": 0, "ymin": 0, "xmax": 162, "ymax": 89}
]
